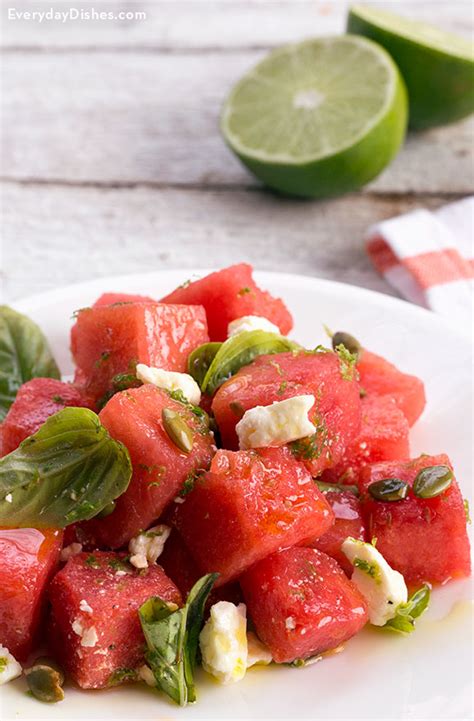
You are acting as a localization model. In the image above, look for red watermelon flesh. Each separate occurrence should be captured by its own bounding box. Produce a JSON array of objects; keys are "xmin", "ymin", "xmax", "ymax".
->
[
  {"xmin": 321, "ymin": 395, "xmax": 410, "ymax": 486},
  {"xmin": 172, "ymin": 446, "xmax": 334, "ymax": 586},
  {"xmin": 160, "ymin": 264, "xmax": 293, "ymax": 341},
  {"xmin": 77, "ymin": 385, "xmax": 216, "ymax": 549},
  {"xmin": 359, "ymin": 454, "xmax": 471, "ymax": 585},
  {"xmin": 93, "ymin": 292, "xmax": 156, "ymax": 307},
  {"xmin": 212, "ymin": 351, "xmax": 362, "ymax": 476},
  {"xmin": 357, "ymin": 349, "xmax": 426, "ymax": 427},
  {"xmin": 1, "ymin": 378, "xmax": 92, "ymax": 456},
  {"xmin": 158, "ymin": 529, "xmax": 242, "ymax": 607},
  {"xmin": 48, "ymin": 552, "xmax": 181, "ymax": 689},
  {"xmin": 70, "ymin": 302, "xmax": 208, "ymax": 406},
  {"xmin": 240, "ymin": 547, "xmax": 368, "ymax": 663},
  {"xmin": 310, "ymin": 491, "xmax": 366, "ymax": 575},
  {"xmin": 0, "ymin": 527, "xmax": 63, "ymax": 660}
]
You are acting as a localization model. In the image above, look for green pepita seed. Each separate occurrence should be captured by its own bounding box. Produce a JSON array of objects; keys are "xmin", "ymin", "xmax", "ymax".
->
[
  {"xmin": 368, "ymin": 477, "xmax": 409, "ymax": 502},
  {"xmin": 25, "ymin": 663, "xmax": 64, "ymax": 703},
  {"xmin": 162, "ymin": 409, "xmax": 193, "ymax": 454},
  {"xmin": 331, "ymin": 331, "xmax": 361, "ymax": 357},
  {"xmin": 413, "ymin": 465, "xmax": 453, "ymax": 499},
  {"xmin": 316, "ymin": 480, "xmax": 360, "ymax": 497}
]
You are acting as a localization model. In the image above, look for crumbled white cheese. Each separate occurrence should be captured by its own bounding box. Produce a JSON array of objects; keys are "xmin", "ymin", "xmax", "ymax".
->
[
  {"xmin": 200, "ymin": 602, "xmax": 248, "ymax": 684},
  {"xmin": 137, "ymin": 664, "xmax": 156, "ymax": 687},
  {"xmin": 72, "ymin": 618, "xmax": 99, "ymax": 647},
  {"xmin": 0, "ymin": 645, "xmax": 22, "ymax": 685},
  {"xmin": 4, "ymin": 494, "xmax": 12, "ymax": 503},
  {"xmin": 342, "ymin": 537, "xmax": 408, "ymax": 626},
  {"xmin": 79, "ymin": 599, "xmax": 93, "ymax": 614},
  {"xmin": 128, "ymin": 524, "xmax": 171, "ymax": 569},
  {"xmin": 236, "ymin": 395, "xmax": 315, "ymax": 449},
  {"xmin": 285, "ymin": 616, "xmax": 296, "ymax": 630},
  {"xmin": 227, "ymin": 315, "xmax": 281, "ymax": 338},
  {"xmin": 246, "ymin": 631, "xmax": 272, "ymax": 667},
  {"xmin": 81, "ymin": 626, "xmax": 99, "ymax": 648},
  {"xmin": 136, "ymin": 364, "xmax": 201, "ymax": 405},
  {"xmin": 60, "ymin": 542, "xmax": 83, "ymax": 562}
]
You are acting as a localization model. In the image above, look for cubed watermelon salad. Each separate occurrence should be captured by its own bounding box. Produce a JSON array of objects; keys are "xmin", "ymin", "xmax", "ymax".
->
[{"xmin": 0, "ymin": 268, "xmax": 470, "ymax": 706}]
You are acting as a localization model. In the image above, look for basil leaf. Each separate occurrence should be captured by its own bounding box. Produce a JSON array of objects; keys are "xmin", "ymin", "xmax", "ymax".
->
[
  {"xmin": 187, "ymin": 342, "xmax": 222, "ymax": 388},
  {"xmin": 0, "ymin": 305, "xmax": 60, "ymax": 420},
  {"xmin": 201, "ymin": 331, "xmax": 300, "ymax": 396},
  {"xmin": 0, "ymin": 407, "xmax": 132, "ymax": 527},
  {"xmin": 139, "ymin": 573, "xmax": 218, "ymax": 706},
  {"xmin": 383, "ymin": 584, "xmax": 431, "ymax": 635}
]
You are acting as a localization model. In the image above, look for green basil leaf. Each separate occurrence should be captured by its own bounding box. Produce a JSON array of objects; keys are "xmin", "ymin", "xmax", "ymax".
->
[
  {"xmin": 139, "ymin": 573, "xmax": 218, "ymax": 706},
  {"xmin": 187, "ymin": 342, "xmax": 222, "ymax": 388},
  {"xmin": 383, "ymin": 584, "xmax": 431, "ymax": 635},
  {"xmin": 0, "ymin": 305, "xmax": 60, "ymax": 420},
  {"xmin": 0, "ymin": 407, "xmax": 132, "ymax": 527},
  {"xmin": 201, "ymin": 331, "xmax": 300, "ymax": 396}
]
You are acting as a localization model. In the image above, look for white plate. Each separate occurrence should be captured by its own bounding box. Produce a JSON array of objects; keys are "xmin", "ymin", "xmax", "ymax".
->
[{"xmin": 3, "ymin": 271, "xmax": 473, "ymax": 721}]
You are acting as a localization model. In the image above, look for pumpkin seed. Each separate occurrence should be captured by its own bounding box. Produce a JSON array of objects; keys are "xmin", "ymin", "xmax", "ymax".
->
[
  {"xmin": 413, "ymin": 465, "xmax": 453, "ymax": 498},
  {"xmin": 331, "ymin": 331, "xmax": 361, "ymax": 356},
  {"xmin": 25, "ymin": 662, "xmax": 64, "ymax": 703},
  {"xmin": 162, "ymin": 409, "xmax": 193, "ymax": 454},
  {"xmin": 316, "ymin": 480, "xmax": 360, "ymax": 497},
  {"xmin": 368, "ymin": 477, "xmax": 409, "ymax": 502}
]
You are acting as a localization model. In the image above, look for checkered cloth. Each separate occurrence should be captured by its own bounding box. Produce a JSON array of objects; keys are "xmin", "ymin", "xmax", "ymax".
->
[{"xmin": 366, "ymin": 197, "xmax": 474, "ymax": 330}]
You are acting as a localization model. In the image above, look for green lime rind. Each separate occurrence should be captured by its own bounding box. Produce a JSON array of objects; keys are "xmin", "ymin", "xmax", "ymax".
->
[
  {"xmin": 348, "ymin": 4, "xmax": 474, "ymax": 129},
  {"xmin": 221, "ymin": 35, "xmax": 407, "ymax": 198}
]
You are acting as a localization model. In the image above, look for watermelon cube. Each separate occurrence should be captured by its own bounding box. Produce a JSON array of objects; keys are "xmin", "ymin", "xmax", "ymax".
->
[
  {"xmin": 93, "ymin": 292, "xmax": 156, "ymax": 307},
  {"xmin": 212, "ymin": 350, "xmax": 362, "ymax": 476},
  {"xmin": 359, "ymin": 454, "xmax": 471, "ymax": 585},
  {"xmin": 1, "ymin": 378, "xmax": 92, "ymax": 456},
  {"xmin": 357, "ymin": 350, "xmax": 426, "ymax": 426},
  {"xmin": 48, "ymin": 552, "xmax": 181, "ymax": 689},
  {"xmin": 172, "ymin": 446, "xmax": 334, "ymax": 586},
  {"xmin": 158, "ymin": 529, "xmax": 242, "ymax": 607},
  {"xmin": 71, "ymin": 302, "xmax": 209, "ymax": 405},
  {"xmin": 0, "ymin": 527, "xmax": 63, "ymax": 660},
  {"xmin": 321, "ymin": 395, "xmax": 410, "ymax": 485},
  {"xmin": 310, "ymin": 490, "xmax": 366, "ymax": 575},
  {"xmin": 78, "ymin": 384, "xmax": 216, "ymax": 549},
  {"xmin": 240, "ymin": 547, "xmax": 368, "ymax": 663},
  {"xmin": 160, "ymin": 264, "xmax": 293, "ymax": 341}
]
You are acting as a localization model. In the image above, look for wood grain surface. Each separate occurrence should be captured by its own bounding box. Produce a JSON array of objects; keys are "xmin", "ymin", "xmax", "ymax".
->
[{"xmin": 1, "ymin": 0, "xmax": 473, "ymax": 301}]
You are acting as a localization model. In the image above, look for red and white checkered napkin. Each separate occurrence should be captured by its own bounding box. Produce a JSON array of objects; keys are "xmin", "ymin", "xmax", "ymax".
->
[{"xmin": 366, "ymin": 197, "xmax": 474, "ymax": 330}]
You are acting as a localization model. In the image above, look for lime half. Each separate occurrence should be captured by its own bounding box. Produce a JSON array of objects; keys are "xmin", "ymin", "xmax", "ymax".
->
[
  {"xmin": 221, "ymin": 35, "xmax": 407, "ymax": 198},
  {"xmin": 348, "ymin": 4, "xmax": 474, "ymax": 129}
]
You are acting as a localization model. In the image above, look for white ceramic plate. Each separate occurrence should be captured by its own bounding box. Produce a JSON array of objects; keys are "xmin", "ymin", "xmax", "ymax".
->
[{"xmin": 3, "ymin": 271, "xmax": 473, "ymax": 721}]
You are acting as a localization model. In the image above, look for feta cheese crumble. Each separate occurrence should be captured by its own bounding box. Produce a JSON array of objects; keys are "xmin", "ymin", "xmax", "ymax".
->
[
  {"xmin": 79, "ymin": 599, "xmax": 93, "ymax": 614},
  {"xmin": 246, "ymin": 631, "xmax": 272, "ymax": 667},
  {"xmin": 199, "ymin": 602, "xmax": 248, "ymax": 684},
  {"xmin": 227, "ymin": 315, "xmax": 281, "ymax": 337},
  {"xmin": 60, "ymin": 542, "xmax": 83, "ymax": 562},
  {"xmin": 0, "ymin": 645, "xmax": 22, "ymax": 685},
  {"xmin": 136, "ymin": 364, "xmax": 201, "ymax": 405},
  {"xmin": 72, "ymin": 618, "xmax": 99, "ymax": 647},
  {"xmin": 4, "ymin": 494, "xmax": 12, "ymax": 503},
  {"xmin": 137, "ymin": 664, "xmax": 156, "ymax": 687},
  {"xmin": 342, "ymin": 537, "xmax": 408, "ymax": 626},
  {"xmin": 236, "ymin": 395, "xmax": 315, "ymax": 449},
  {"xmin": 128, "ymin": 524, "xmax": 171, "ymax": 569}
]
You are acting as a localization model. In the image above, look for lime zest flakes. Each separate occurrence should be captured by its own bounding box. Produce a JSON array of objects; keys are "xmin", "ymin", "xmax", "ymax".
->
[
  {"xmin": 354, "ymin": 557, "xmax": 381, "ymax": 583},
  {"xmin": 334, "ymin": 344, "xmax": 358, "ymax": 382}
]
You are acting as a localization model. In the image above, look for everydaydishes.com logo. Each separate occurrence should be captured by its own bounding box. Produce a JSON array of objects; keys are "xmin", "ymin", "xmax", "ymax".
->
[{"xmin": 7, "ymin": 6, "xmax": 147, "ymax": 23}]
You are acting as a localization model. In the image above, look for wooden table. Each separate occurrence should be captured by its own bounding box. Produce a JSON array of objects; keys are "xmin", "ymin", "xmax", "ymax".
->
[{"xmin": 2, "ymin": 0, "xmax": 473, "ymax": 302}]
